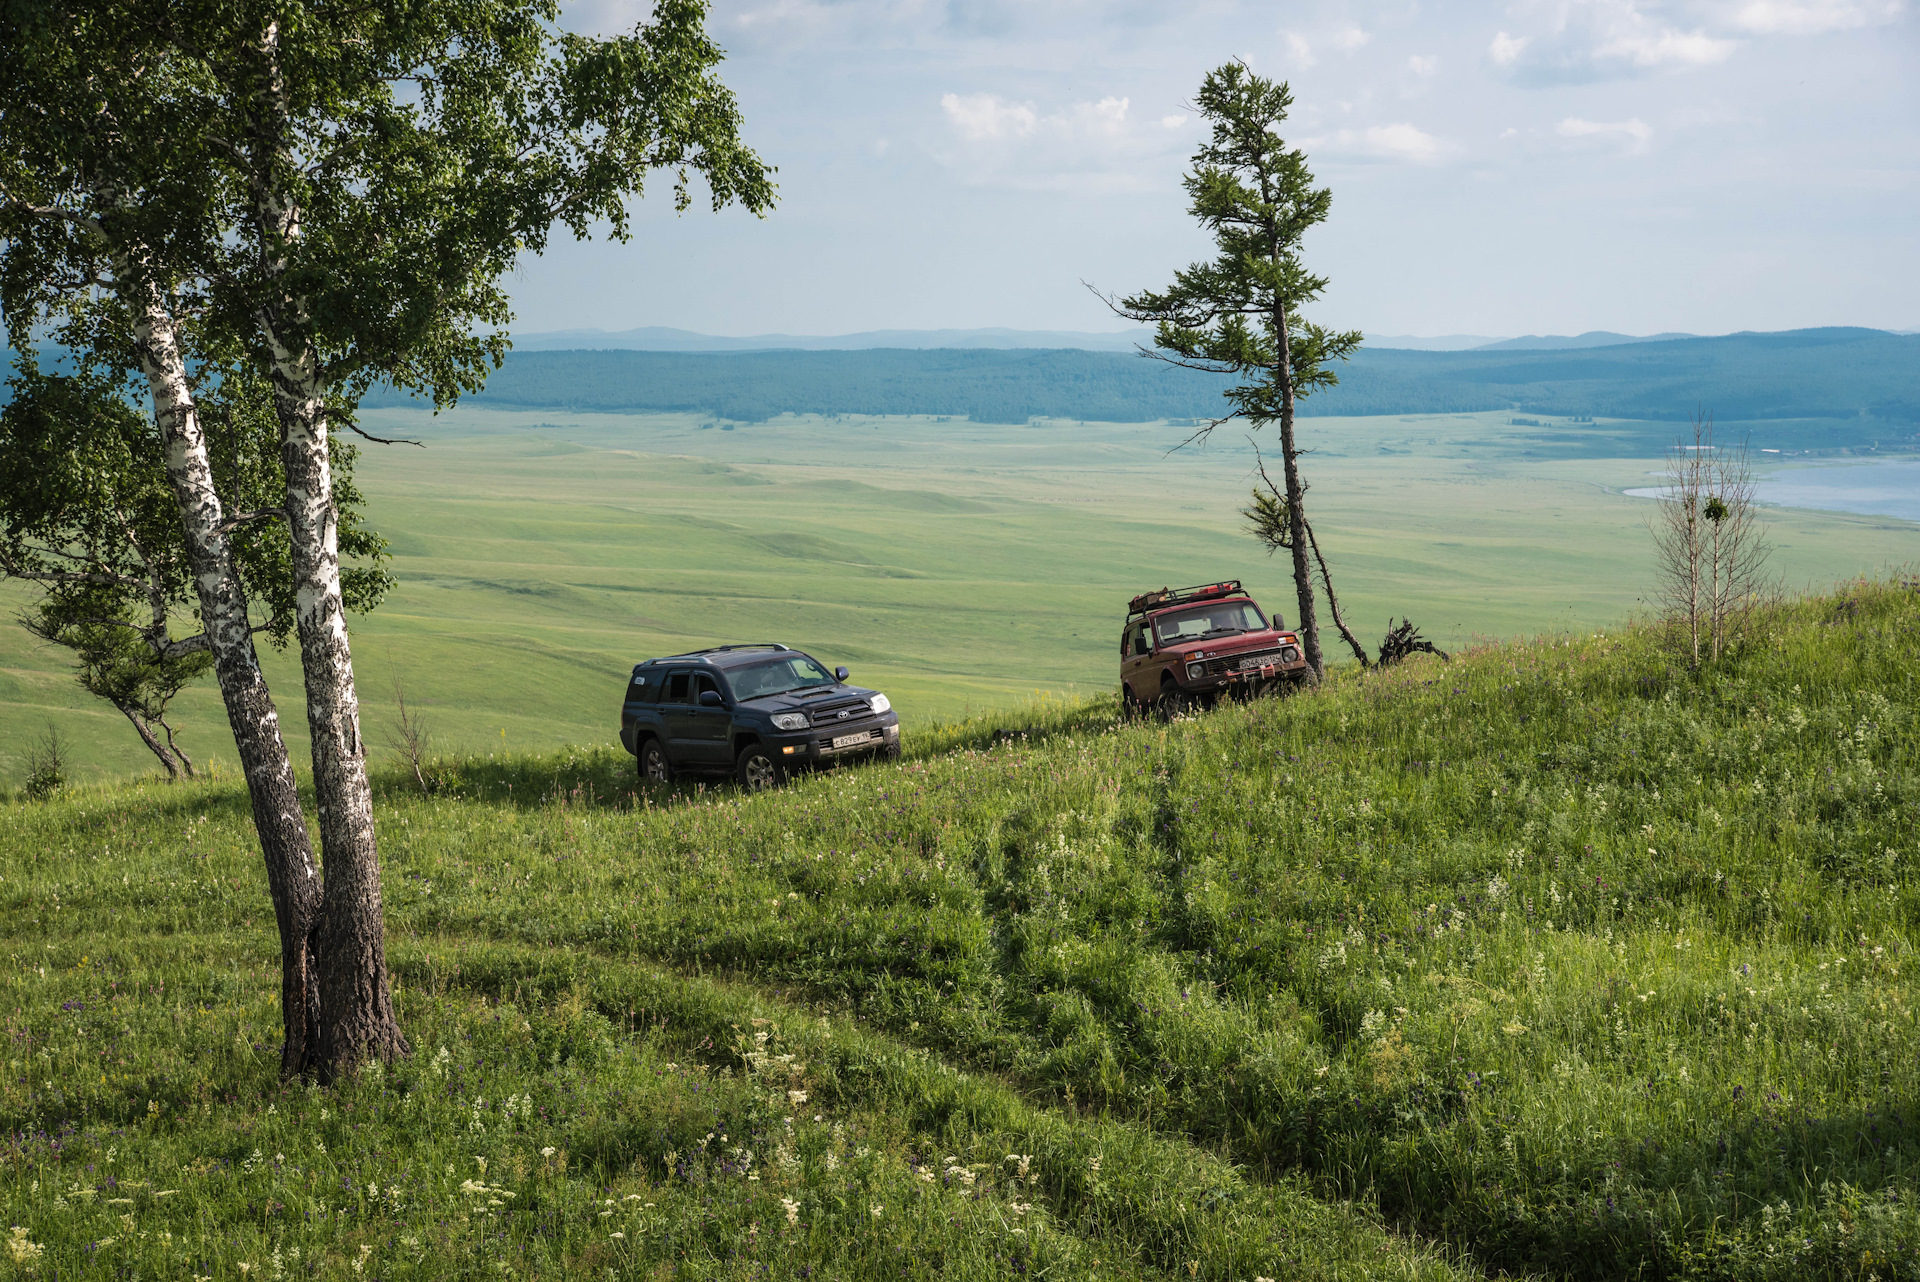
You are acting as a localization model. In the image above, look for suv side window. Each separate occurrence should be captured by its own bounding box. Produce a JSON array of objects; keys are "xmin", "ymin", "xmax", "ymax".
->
[
  {"xmin": 664, "ymin": 671, "xmax": 691, "ymax": 703},
  {"xmin": 692, "ymin": 673, "xmax": 719, "ymax": 703},
  {"xmin": 1132, "ymin": 623, "xmax": 1152, "ymax": 656}
]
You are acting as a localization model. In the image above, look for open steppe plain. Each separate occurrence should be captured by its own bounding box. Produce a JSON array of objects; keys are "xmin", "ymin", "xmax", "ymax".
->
[
  {"xmin": 0, "ymin": 407, "xmax": 1912, "ymax": 785},
  {"xmin": 0, "ymin": 581, "xmax": 1914, "ymax": 1278}
]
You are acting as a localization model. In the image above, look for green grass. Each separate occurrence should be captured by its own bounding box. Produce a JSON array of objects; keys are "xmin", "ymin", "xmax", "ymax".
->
[
  {"xmin": 3, "ymin": 407, "xmax": 1914, "ymax": 786},
  {"xmin": 4, "ymin": 579, "xmax": 1916, "ymax": 1279}
]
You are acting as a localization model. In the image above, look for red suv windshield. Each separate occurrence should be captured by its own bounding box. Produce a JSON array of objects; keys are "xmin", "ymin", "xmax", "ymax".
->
[{"xmin": 1152, "ymin": 600, "xmax": 1266, "ymax": 644}]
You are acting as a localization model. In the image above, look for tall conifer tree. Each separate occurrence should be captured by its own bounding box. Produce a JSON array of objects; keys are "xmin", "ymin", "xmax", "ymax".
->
[{"xmin": 1113, "ymin": 63, "xmax": 1360, "ymax": 681}]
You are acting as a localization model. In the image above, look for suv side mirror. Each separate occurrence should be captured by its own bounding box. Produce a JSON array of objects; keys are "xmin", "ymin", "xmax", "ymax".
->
[
  {"xmin": 834, "ymin": 666, "xmax": 850, "ymax": 682},
  {"xmin": 699, "ymin": 689, "xmax": 725, "ymax": 708}
]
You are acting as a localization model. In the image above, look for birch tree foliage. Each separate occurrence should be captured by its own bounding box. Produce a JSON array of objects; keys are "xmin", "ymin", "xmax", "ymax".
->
[
  {"xmin": 0, "ymin": 364, "xmax": 389, "ymax": 776},
  {"xmin": 1109, "ymin": 62, "xmax": 1360, "ymax": 680},
  {"xmin": 0, "ymin": 0, "xmax": 775, "ymax": 407}
]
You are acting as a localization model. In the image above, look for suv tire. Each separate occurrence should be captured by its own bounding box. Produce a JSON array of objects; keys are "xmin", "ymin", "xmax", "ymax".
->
[
  {"xmin": 639, "ymin": 738, "xmax": 673, "ymax": 784},
  {"xmin": 736, "ymin": 741, "xmax": 786, "ymax": 792},
  {"xmin": 1157, "ymin": 681, "xmax": 1194, "ymax": 721}
]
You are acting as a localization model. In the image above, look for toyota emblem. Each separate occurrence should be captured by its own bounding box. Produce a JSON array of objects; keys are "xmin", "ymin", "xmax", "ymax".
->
[{"xmin": 837, "ymin": 710, "xmax": 851, "ymax": 719}]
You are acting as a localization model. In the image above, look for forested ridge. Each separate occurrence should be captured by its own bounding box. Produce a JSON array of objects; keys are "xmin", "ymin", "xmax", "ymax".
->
[{"xmin": 359, "ymin": 327, "xmax": 1920, "ymax": 433}]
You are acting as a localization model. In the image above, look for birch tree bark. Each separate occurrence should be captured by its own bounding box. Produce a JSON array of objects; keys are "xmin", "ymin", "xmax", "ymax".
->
[
  {"xmin": 265, "ymin": 327, "xmax": 407, "ymax": 1073},
  {"xmin": 130, "ymin": 290, "xmax": 323, "ymax": 1076},
  {"xmin": 239, "ymin": 24, "xmax": 405, "ymax": 1070}
]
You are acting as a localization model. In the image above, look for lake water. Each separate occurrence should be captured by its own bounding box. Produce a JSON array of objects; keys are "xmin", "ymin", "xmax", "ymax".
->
[{"xmin": 1624, "ymin": 460, "xmax": 1920, "ymax": 524}]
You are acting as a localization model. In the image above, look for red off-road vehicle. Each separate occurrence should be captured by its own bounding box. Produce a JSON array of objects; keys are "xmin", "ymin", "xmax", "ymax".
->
[{"xmin": 1120, "ymin": 580, "xmax": 1309, "ymax": 716}]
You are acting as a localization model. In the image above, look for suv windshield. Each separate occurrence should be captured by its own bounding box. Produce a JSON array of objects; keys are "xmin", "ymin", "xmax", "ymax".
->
[
  {"xmin": 728, "ymin": 654, "xmax": 837, "ymax": 701},
  {"xmin": 1153, "ymin": 600, "xmax": 1266, "ymax": 644}
]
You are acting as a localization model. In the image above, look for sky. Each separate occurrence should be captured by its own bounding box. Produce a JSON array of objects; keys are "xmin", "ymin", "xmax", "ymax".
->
[{"xmin": 509, "ymin": 0, "xmax": 1920, "ymax": 340}]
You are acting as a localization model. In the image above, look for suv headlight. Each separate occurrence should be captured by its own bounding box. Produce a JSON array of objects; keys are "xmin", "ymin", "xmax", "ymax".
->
[
  {"xmin": 1186, "ymin": 663, "xmax": 1205, "ymax": 680},
  {"xmin": 868, "ymin": 694, "xmax": 891, "ymax": 715},
  {"xmin": 771, "ymin": 712, "xmax": 810, "ymax": 731}
]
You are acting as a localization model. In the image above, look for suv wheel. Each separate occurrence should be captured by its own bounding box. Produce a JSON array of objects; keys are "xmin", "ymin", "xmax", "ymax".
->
[
  {"xmin": 737, "ymin": 742, "xmax": 786, "ymax": 792},
  {"xmin": 1157, "ymin": 682, "xmax": 1193, "ymax": 720},
  {"xmin": 639, "ymin": 738, "xmax": 673, "ymax": 784}
]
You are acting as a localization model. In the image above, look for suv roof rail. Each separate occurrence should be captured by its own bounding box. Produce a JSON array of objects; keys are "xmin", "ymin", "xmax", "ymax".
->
[
  {"xmin": 646, "ymin": 643, "xmax": 791, "ymax": 663},
  {"xmin": 1127, "ymin": 580, "xmax": 1244, "ymax": 616}
]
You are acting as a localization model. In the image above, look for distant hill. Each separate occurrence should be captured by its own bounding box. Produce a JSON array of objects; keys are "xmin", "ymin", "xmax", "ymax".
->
[
  {"xmin": 1364, "ymin": 334, "xmax": 1509, "ymax": 351},
  {"xmin": 1473, "ymin": 331, "xmax": 1696, "ymax": 351},
  {"xmin": 509, "ymin": 325, "xmax": 1156, "ymax": 353},
  {"xmin": 362, "ymin": 328, "xmax": 1920, "ymax": 443},
  {"xmin": 514, "ymin": 326, "xmax": 1703, "ymax": 354}
]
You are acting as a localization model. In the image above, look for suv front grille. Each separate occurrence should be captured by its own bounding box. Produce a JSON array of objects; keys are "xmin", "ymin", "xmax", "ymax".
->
[{"xmin": 1201, "ymin": 646, "xmax": 1298, "ymax": 677}]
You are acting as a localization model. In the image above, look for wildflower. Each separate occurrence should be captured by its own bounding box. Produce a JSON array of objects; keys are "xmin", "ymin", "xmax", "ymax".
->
[
  {"xmin": 624, "ymin": 1194, "xmax": 644, "ymax": 1202},
  {"xmin": 609, "ymin": 1232, "xmax": 626, "ymax": 1241},
  {"xmin": 7, "ymin": 1227, "xmax": 45, "ymax": 1264},
  {"xmin": 541, "ymin": 1147, "xmax": 556, "ymax": 1159},
  {"xmin": 780, "ymin": 1197, "xmax": 800, "ymax": 1225},
  {"xmin": 353, "ymin": 1244, "xmax": 373, "ymax": 1275},
  {"xmin": 474, "ymin": 1156, "xmax": 487, "ymax": 1175},
  {"xmin": 1005, "ymin": 1153, "xmax": 1032, "ymax": 1181},
  {"xmin": 870, "ymin": 1203, "xmax": 884, "ymax": 1218},
  {"xmin": 1089, "ymin": 1156, "xmax": 1101, "ymax": 1174},
  {"xmin": 788, "ymin": 1090, "xmax": 808, "ymax": 1105}
]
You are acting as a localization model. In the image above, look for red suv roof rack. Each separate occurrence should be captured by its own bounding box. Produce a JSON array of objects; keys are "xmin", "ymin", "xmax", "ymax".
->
[{"xmin": 1127, "ymin": 580, "xmax": 1244, "ymax": 616}]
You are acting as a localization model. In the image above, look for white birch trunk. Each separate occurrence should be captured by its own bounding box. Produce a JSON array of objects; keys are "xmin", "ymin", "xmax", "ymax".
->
[
  {"xmin": 244, "ymin": 21, "xmax": 405, "ymax": 1074},
  {"xmin": 262, "ymin": 325, "xmax": 407, "ymax": 1073},
  {"xmin": 128, "ymin": 286, "xmax": 324, "ymax": 1075}
]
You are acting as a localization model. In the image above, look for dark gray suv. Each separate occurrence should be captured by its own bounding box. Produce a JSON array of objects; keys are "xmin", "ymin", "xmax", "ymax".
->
[{"xmin": 619, "ymin": 644, "xmax": 902, "ymax": 790}]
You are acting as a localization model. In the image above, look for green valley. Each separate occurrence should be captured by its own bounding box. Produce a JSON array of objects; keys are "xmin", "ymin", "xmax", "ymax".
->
[{"xmin": 3, "ymin": 407, "xmax": 1913, "ymax": 786}]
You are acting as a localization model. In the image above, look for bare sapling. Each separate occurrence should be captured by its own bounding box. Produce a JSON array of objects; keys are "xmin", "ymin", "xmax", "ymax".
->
[
  {"xmin": 387, "ymin": 668, "xmax": 438, "ymax": 795},
  {"xmin": 1649, "ymin": 412, "xmax": 1769, "ymax": 666}
]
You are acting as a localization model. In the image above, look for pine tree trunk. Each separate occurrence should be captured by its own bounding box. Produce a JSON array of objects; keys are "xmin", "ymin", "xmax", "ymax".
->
[
  {"xmin": 130, "ymin": 291, "xmax": 322, "ymax": 1077},
  {"xmin": 116, "ymin": 702, "xmax": 181, "ymax": 779},
  {"xmin": 1272, "ymin": 304, "xmax": 1324, "ymax": 681},
  {"xmin": 264, "ymin": 328, "xmax": 407, "ymax": 1078}
]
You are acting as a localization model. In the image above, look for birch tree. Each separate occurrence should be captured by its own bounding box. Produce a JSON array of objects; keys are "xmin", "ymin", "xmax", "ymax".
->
[
  {"xmin": 1107, "ymin": 63, "xmax": 1361, "ymax": 682},
  {"xmin": 1, "ymin": 0, "xmax": 773, "ymax": 1076}
]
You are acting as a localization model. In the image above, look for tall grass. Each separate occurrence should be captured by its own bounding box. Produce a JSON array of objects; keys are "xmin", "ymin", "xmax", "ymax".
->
[{"xmin": 3, "ymin": 580, "xmax": 1915, "ymax": 1278}]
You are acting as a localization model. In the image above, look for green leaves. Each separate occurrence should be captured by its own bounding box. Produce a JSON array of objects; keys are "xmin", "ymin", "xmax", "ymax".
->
[{"xmin": 1114, "ymin": 62, "xmax": 1360, "ymax": 427}]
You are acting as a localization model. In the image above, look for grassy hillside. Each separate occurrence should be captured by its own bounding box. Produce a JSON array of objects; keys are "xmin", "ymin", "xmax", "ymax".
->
[
  {"xmin": 2, "ymin": 580, "xmax": 1914, "ymax": 1279},
  {"xmin": 358, "ymin": 330, "xmax": 1920, "ymax": 443},
  {"xmin": 4, "ymin": 407, "xmax": 1913, "ymax": 786}
]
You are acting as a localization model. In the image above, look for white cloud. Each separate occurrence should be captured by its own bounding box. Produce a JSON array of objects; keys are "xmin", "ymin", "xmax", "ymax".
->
[
  {"xmin": 1558, "ymin": 116, "xmax": 1655, "ymax": 152},
  {"xmin": 1408, "ymin": 54, "xmax": 1440, "ymax": 77},
  {"xmin": 1489, "ymin": 31, "xmax": 1531, "ymax": 65},
  {"xmin": 1069, "ymin": 95, "xmax": 1132, "ymax": 139},
  {"xmin": 1329, "ymin": 25, "xmax": 1372, "ymax": 52},
  {"xmin": 934, "ymin": 89, "xmax": 1181, "ymax": 192},
  {"xmin": 1315, "ymin": 122, "xmax": 1450, "ymax": 163},
  {"xmin": 1489, "ymin": 2, "xmax": 1739, "ymax": 81},
  {"xmin": 1723, "ymin": 0, "xmax": 1906, "ymax": 34},
  {"xmin": 1595, "ymin": 26, "xmax": 1736, "ymax": 67},
  {"xmin": 1282, "ymin": 30, "xmax": 1317, "ymax": 68},
  {"xmin": 940, "ymin": 92, "xmax": 1038, "ymax": 141}
]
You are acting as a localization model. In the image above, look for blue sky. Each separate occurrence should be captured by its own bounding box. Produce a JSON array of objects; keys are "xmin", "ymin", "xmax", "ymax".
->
[{"xmin": 511, "ymin": 0, "xmax": 1919, "ymax": 339}]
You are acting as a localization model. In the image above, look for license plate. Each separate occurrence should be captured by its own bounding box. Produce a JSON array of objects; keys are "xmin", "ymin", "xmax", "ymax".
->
[
  {"xmin": 1239, "ymin": 656, "xmax": 1272, "ymax": 671},
  {"xmin": 832, "ymin": 731, "xmax": 874, "ymax": 750}
]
